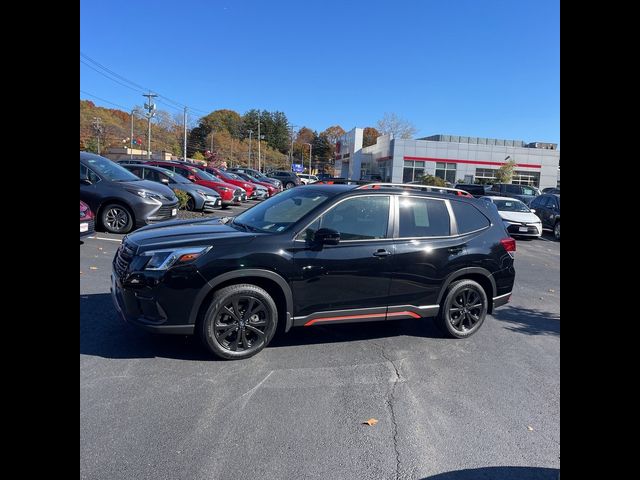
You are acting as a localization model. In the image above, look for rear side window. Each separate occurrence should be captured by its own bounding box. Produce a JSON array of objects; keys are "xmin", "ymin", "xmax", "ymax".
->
[
  {"xmin": 451, "ymin": 201, "xmax": 490, "ymax": 233},
  {"xmin": 398, "ymin": 197, "xmax": 450, "ymax": 237},
  {"xmin": 521, "ymin": 186, "xmax": 536, "ymax": 195},
  {"xmin": 505, "ymin": 184, "xmax": 521, "ymax": 194}
]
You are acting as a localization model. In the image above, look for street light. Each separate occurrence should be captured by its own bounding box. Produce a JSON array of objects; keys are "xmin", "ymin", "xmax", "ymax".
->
[{"xmin": 303, "ymin": 143, "xmax": 312, "ymax": 175}]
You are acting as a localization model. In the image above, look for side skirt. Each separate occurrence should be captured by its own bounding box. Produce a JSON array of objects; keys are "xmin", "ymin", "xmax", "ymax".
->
[{"xmin": 292, "ymin": 304, "xmax": 440, "ymax": 327}]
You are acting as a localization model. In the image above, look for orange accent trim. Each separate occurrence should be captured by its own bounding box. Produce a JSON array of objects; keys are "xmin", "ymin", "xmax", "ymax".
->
[{"xmin": 303, "ymin": 310, "xmax": 420, "ymax": 326}]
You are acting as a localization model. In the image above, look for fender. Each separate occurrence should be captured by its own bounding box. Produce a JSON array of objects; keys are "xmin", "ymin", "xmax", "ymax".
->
[
  {"xmin": 188, "ymin": 269, "xmax": 294, "ymax": 332},
  {"xmin": 436, "ymin": 267, "xmax": 497, "ymax": 305}
]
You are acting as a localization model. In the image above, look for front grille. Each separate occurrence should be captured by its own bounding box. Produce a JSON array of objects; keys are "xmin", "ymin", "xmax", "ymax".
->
[
  {"xmin": 114, "ymin": 242, "xmax": 136, "ymax": 278},
  {"xmin": 507, "ymin": 224, "xmax": 538, "ymax": 235},
  {"xmin": 155, "ymin": 202, "xmax": 178, "ymax": 219}
]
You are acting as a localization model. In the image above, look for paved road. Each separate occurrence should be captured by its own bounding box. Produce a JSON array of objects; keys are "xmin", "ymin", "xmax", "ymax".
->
[{"xmin": 80, "ymin": 207, "xmax": 559, "ymax": 480}]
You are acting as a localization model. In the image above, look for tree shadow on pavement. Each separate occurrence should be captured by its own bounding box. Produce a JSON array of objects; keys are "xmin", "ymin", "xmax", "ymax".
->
[
  {"xmin": 422, "ymin": 466, "xmax": 558, "ymax": 479},
  {"xmin": 492, "ymin": 305, "xmax": 560, "ymax": 336}
]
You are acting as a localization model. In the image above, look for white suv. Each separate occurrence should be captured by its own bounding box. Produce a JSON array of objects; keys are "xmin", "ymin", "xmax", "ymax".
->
[{"xmin": 296, "ymin": 173, "xmax": 319, "ymax": 185}]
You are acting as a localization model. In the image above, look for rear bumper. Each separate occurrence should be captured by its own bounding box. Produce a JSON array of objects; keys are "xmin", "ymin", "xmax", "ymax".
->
[{"xmin": 492, "ymin": 291, "xmax": 512, "ymax": 309}]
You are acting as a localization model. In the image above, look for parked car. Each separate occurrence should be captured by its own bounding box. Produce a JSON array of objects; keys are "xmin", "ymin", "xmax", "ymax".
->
[
  {"xmin": 206, "ymin": 167, "xmax": 258, "ymax": 200},
  {"xmin": 122, "ymin": 164, "xmax": 222, "ymax": 212},
  {"xmin": 316, "ymin": 173, "xmax": 334, "ymax": 181},
  {"xmin": 297, "ymin": 173, "xmax": 319, "ymax": 185},
  {"xmin": 454, "ymin": 184, "xmax": 491, "ymax": 198},
  {"xmin": 111, "ymin": 183, "xmax": 516, "ymax": 360},
  {"xmin": 487, "ymin": 183, "xmax": 539, "ymax": 206},
  {"xmin": 530, "ymin": 193, "xmax": 560, "ymax": 240},
  {"xmin": 231, "ymin": 171, "xmax": 278, "ymax": 197},
  {"xmin": 144, "ymin": 161, "xmax": 245, "ymax": 207},
  {"xmin": 80, "ymin": 152, "xmax": 178, "ymax": 234},
  {"xmin": 481, "ymin": 196, "xmax": 542, "ymax": 238},
  {"xmin": 80, "ymin": 200, "xmax": 95, "ymax": 238},
  {"xmin": 542, "ymin": 187, "xmax": 560, "ymax": 194},
  {"xmin": 360, "ymin": 174, "xmax": 383, "ymax": 182},
  {"xmin": 266, "ymin": 170, "xmax": 302, "ymax": 189},
  {"xmin": 228, "ymin": 167, "xmax": 282, "ymax": 190}
]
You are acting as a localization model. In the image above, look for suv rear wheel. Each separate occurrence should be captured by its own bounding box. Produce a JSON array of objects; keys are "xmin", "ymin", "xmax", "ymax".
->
[
  {"xmin": 437, "ymin": 279, "xmax": 488, "ymax": 338},
  {"xmin": 553, "ymin": 221, "xmax": 560, "ymax": 241},
  {"xmin": 285, "ymin": 181, "xmax": 295, "ymax": 189},
  {"xmin": 199, "ymin": 284, "xmax": 278, "ymax": 360}
]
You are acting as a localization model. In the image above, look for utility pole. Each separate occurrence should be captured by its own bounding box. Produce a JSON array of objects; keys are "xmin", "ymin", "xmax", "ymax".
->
[
  {"xmin": 248, "ymin": 130, "xmax": 253, "ymax": 168},
  {"xmin": 92, "ymin": 117, "xmax": 103, "ymax": 155},
  {"xmin": 304, "ymin": 143, "xmax": 312, "ymax": 175},
  {"xmin": 143, "ymin": 92, "xmax": 158, "ymax": 159},
  {"xmin": 130, "ymin": 109, "xmax": 139, "ymax": 160},
  {"xmin": 183, "ymin": 107, "xmax": 188, "ymax": 161}
]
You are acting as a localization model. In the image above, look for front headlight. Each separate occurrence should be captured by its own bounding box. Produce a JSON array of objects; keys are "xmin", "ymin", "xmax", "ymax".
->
[
  {"xmin": 196, "ymin": 190, "xmax": 210, "ymax": 198},
  {"xmin": 142, "ymin": 246, "xmax": 212, "ymax": 270},
  {"xmin": 126, "ymin": 189, "xmax": 162, "ymax": 201},
  {"xmin": 244, "ymin": 183, "xmax": 252, "ymax": 189}
]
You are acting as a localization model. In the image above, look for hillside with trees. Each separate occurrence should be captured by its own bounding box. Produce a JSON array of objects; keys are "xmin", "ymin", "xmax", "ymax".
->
[{"xmin": 80, "ymin": 99, "xmax": 413, "ymax": 173}]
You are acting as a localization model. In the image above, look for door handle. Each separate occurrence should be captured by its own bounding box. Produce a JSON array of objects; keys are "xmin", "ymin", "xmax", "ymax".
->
[
  {"xmin": 448, "ymin": 246, "xmax": 464, "ymax": 254},
  {"xmin": 373, "ymin": 249, "xmax": 392, "ymax": 257}
]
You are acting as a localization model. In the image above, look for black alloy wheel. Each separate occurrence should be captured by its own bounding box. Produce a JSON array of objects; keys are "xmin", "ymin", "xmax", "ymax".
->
[
  {"xmin": 437, "ymin": 279, "xmax": 488, "ymax": 338},
  {"xmin": 200, "ymin": 284, "xmax": 278, "ymax": 359}
]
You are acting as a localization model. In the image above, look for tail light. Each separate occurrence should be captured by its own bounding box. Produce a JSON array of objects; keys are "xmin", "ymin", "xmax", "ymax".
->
[{"xmin": 500, "ymin": 237, "xmax": 516, "ymax": 258}]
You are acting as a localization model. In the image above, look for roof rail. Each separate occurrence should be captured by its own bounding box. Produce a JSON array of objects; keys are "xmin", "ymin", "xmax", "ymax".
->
[{"xmin": 355, "ymin": 182, "xmax": 473, "ymax": 197}]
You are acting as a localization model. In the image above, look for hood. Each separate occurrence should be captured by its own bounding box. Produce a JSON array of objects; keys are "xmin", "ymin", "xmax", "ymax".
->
[
  {"xmin": 125, "ymin": 217, "xmax": 257, "ymax": 251},
  {"xmin": 118, "ymin": 179, "xmax": 177, "ymax": 200},
  {"xmin": 499, "ymin": 210, "xmax": 540, "ymax": 223}
]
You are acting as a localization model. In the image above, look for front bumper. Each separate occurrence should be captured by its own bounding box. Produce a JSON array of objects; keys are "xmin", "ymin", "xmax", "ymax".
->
[
  {"xmin": 136, "ymin": 200, "xmax": 179, "ymax": 226},
  {"xmin": 110, "ymin": 268, "xmax": 203, "ymax": 335},
  {"xmin": 505, "ymin": 222, "xmax": 542, "ymax": 237},
  {"xmin": 202, "ymin": 196, "xmax": 223, "ymax": 211},
  {"xmin": 80, "ymin": 218, "xmax": 95, "ymax": 238}
]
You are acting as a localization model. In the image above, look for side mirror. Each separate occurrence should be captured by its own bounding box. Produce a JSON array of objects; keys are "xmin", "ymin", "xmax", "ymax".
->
[
  {"xmin": 314, "ymin": 228, "xmax": 340, "ymax": 246},
  {"xmin": 161, "ymin": 178, "xmax": 170, "ymax": 184},
  {"xmin": 80, "ymin": 177, "xmax": 92, "ymax": 185},
  {"xmin": 188, "ymin": 175, "xmax": 196, "ymax": 182}
]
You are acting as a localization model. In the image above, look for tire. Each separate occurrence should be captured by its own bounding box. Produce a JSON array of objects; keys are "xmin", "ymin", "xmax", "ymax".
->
[
  {"xmin": 101, "ymin": 203, "xmax": 134, "ymax": 234},
  {"xmin": 436, "ymin": 279, "xmax": 488, "ymax": 338},
  {"xmin": 285, "ymin": 182, "xmax": 295, "ymax": 189},
  {"xmin": 553, "ymin": 221, "xmax": 560, "ymax": 241},
  {"xmin": 186, "ymin": 195, "xmax": 196, "ymax": 211},
  {"xmin": 199, "ymin": 284, "xmax": 279, "ymax": 360}
]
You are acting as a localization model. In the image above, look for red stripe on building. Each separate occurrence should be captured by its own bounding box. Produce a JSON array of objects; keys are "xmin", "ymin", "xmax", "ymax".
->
[{"xmin": 403, "ymin": 156, "xmax": 541, "ymax": 169}]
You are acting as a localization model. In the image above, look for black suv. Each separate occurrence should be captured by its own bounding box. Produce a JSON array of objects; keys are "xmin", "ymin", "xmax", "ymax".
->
[
  {"xmin": 488, "ymin": 183, "xmax": 539, "ymax": 206},
  {"xmin": 454, "ymin": 184, "xmax": 491, "ymax": 198},
  {"xmin": 530, "ymin": 193, "xmax": 560, "ymax": 240},
  {"xmin": 111, "ymin": 184, "xmax": 516, "ymax": 359}
]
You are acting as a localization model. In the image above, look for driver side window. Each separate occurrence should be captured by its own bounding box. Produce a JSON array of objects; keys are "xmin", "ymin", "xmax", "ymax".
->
[{"xmin": 303, "ymin": 196, "xmax": 390, "ymax": 241}]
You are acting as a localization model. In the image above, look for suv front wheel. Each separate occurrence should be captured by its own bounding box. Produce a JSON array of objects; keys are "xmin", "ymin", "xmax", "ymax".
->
[
  {"xmin": 285, "ymin": 181, "xmax": 296, "ymax": 189},
  {"xmin": 437, "ymin": 279, "xmax": 488, "ymax": 338},
  {"xmin": 199, "ymin": 284, "xmax": 278, "ymax": 360}
]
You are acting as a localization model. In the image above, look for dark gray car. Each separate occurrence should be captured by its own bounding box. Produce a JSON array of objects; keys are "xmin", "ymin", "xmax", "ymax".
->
[
  {"xmin": 266, "ymin": 170, "xmax": 302, "ymax": 189},
  {"xmin": 488, "ymin": 183, "xmax": 539, "ymax": 206},
  {"xmin": 229, "ymin": 167, "xmax": 282, "ymax": 190},
  {"xmin": 80, "ymin": 152, "xmax": 179, "ymax": 234},
  {"xmin": 122, "ymin": 164, "xmax": 222, "ymax": 212}
]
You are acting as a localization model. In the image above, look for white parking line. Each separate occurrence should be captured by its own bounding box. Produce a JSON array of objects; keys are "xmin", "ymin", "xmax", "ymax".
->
[{"xmin": 87, "ymin": 236, "xmax": 123, "ymax": 243}]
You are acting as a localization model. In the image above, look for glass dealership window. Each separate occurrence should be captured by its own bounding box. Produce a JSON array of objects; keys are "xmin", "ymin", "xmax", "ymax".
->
[
  {"xmin": 474, "ymin": 168, "xmax": 497, "ymax": 184},
  {"xmin": 435, "ymin": 162, "xmax": 456, "ymax": 183},
  {"xmin": 512, "ymin": 170, "xmax": 540, "ymax": 187},
  {"xmin": 403, "ymin": 160, "xmax": 425, "ymax": 182}
]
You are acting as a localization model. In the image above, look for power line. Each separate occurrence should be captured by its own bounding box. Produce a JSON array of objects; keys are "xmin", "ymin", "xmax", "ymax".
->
[
  {"xmin": 80, "ymin": 90, "xmax": 130, "ymax": 110},
  {"xmin": 80, "ymin": 52, "xmax": 211, "ymax": 115}
]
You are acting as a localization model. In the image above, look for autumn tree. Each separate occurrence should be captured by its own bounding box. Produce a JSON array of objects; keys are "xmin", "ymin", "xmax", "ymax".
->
[
  {"xmin": 321, "ymin": 125, "xmax": 346, "ymax": 145},
  {"xmin": 494, "ymin": 159, "xmax": 517, "ymax": 183},
  {"xmin": 362, "ymin": 126, "xmax": 381, "ymax": 147},
  {"xmin": 376, "ymin": 112, "xmax": 417, "ymax": 139}
]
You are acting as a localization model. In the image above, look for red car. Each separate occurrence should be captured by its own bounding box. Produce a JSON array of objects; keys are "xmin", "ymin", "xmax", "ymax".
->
[
  {"xmin": 80, "ymin": 200, "xmax": 95, "ymax": 238},
  {"xmin": 231, "ymin": 171, "xmax": 278, "ymax": 197},
  {"xmin": 144, "ymin": 161, "xmax": 245, "ymax": 207},
  {"xmin": 207, "ymin": 167, "xmax": 257, "ymax": 200}
]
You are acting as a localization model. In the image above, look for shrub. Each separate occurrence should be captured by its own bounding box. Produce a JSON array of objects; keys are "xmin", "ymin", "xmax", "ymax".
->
[
  {"xmin": 418, "ymin": 174, "xmax": 447, "ymax": 187},
  {"xmin": 173, "ymin": 189, "xmax": 189, "ymax": 209}
]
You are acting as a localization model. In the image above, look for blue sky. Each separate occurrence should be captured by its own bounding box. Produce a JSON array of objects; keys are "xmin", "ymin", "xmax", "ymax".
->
[{"xmin": 80, "ymin": 0, "xmax": 559, "ymax": 144}]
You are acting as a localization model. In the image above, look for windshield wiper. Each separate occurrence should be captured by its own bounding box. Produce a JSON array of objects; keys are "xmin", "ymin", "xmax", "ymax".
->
[
  {"xmin": 218, "ymin": 216, "xmax": 234, "ymax": 224},
  {"xmin": 231, "ymin": 220, "xmax": 260, "ymax": 232}
]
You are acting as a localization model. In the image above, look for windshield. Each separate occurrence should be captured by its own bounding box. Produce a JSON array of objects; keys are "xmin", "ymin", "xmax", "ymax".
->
[
  {"xmin": 159, "ymin": 168, "xmax": 191, "ymax": 184},
  {"xmin": 232, "ymin": 188, "xmax": 332, "ymax": 233},
  {"xmin": 197, "ymin": 169, "xmax": 222, "ymax": 182},
  {"xmin": 84, "ymin": 155, "xmax": 140, "ymax": 182},
  {"xmin": 224, "ymin": 171, "xmax": 244, "ymax": 181},
  {"xmin": 494, "ymin": 199, "xmax": 530, "ymax": 212}
]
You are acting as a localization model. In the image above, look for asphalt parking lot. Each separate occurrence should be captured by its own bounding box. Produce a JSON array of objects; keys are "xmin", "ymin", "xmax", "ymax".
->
[{"xmin": 80, "ymin": 202, "xmax": 559, "ymax": 480}]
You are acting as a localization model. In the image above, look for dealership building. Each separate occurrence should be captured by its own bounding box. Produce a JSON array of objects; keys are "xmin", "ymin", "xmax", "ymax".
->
[{"xmin": 333, "ymin": 129, "xmax": 560, "ymax": 189}]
